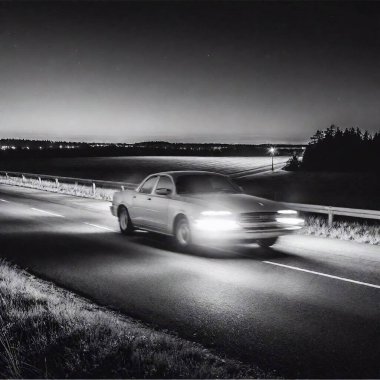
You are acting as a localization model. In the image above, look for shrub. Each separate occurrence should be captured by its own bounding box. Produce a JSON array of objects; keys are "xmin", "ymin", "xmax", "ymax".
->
[
  {"xmin": 284, "ymin": 154, "xmax": 301, "ymax": 171},
  {"xmin": 301, "ymin": 216, "xmax": 380, "ymax": 245}
]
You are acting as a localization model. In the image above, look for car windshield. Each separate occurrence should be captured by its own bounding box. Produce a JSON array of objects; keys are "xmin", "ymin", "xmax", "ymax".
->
[{"xmin": 176, "ymin": 174, "xmax": 241, "ymax": 195}]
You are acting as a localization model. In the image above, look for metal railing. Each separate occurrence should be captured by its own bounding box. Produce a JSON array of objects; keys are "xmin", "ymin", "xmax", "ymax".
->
[
  {"xmin": 284, "ymin": 202, "xmax": 380, "ymax": 226},
  {"xmin": 0, "ymin": 170, "xmax": 136, "ymax": 196},
  {"xmin": 1, "ymin": 170, "xmax": 379, "ymax": 225}
]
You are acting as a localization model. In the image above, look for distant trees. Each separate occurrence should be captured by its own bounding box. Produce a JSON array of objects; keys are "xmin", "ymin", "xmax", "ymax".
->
[{"xmin": 301, "ymin": 125, "xmax": 380, "ymax": 172}]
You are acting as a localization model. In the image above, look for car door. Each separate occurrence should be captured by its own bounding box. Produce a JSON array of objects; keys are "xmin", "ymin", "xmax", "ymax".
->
[
  {"xmin": 146, "ymin": 175, "xmax": 174, "ymax": 233},
  {"xmin": 130, "ymin": 176, "xmax": 159, "ymax": 227}
]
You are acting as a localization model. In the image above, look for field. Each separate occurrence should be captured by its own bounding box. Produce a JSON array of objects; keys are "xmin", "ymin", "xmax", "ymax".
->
[
  {"xmin": 0, "ymin": 156, "xmax": 289, "ymax": 184},
  {"xmin": 238, "ymin": 170, "xmax": 380, "ymax": 210}
]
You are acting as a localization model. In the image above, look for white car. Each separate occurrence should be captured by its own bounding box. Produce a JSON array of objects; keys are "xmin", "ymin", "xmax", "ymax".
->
[{"xmin": 110, "ymin": 171, "xmax": 304, "ymax": 250}]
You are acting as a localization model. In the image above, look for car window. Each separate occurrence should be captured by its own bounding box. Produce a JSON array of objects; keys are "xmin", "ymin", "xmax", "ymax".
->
[
  {"xmin": 176, "ymin": 174, "xmax": 241, "ymax": 195},
  {"xmin": 139, "ymin": 176, "xmax": 158, "ymax": 194},
  {"xmin": 155, "ymin": 176, "xmax": 174, "ymax": 193}
]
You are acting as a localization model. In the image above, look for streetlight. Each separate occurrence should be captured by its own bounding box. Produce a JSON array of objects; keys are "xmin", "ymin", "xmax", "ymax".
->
[{"xmin": 269, "ymin": 147, "xmax": 276, "ymax": 171}]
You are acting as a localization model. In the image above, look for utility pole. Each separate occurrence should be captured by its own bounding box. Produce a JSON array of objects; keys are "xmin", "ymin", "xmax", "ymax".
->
[{"xmin": 269, "ymin": 147, "xmax": 275, "ymax": 171}]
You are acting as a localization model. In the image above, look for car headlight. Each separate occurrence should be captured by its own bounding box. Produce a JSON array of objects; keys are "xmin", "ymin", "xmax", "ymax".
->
[
  {"xmin": 277, "ymin": 210, "xmax": 298, "ymax": 215},
  {"xmin": 195, "ymin": 211, "xmax": 238, "ymax": 231},
  {"xmin": 194, "ymin": 218, "xmax": 240, "ymax": 231},
  {"xmin": 201, "ymin": 210, "xmax": 232, "ymax": 216},
  {"xmin": 276, "ymin": 217, "xmax": 304, "ymax": 225}
]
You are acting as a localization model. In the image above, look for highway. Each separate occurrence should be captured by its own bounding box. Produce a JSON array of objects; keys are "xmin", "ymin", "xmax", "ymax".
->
[{"xmin": 0, "ymin": 183, "xmax": 379, "ymax": 378}]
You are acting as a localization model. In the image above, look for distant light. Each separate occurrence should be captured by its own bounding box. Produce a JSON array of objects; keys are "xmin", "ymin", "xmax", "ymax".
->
[{"xmin": 269, "ymin": 147, "xmax": 276, "ymax": 155}]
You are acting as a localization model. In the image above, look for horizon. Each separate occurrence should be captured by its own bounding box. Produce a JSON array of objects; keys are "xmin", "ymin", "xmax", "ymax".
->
[
  {"xmin": 0, "ymin": 135, "xmax": 309, "ymax": 145},
  {"xmin": 0, "ymin": 136, "xmax": 306, "ymax": 146}
]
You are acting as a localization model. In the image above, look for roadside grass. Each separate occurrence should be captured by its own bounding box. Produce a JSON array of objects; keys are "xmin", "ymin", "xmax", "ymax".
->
[
  {"xmin": 300, "ymin": 216, "xmax": 380, "ymax": 245},
  {"xmin": 0, "ymin": 174, "xmax": 116, "ymax": 201},
  {"xmin": 0, "ymin": 259, "xmax": 266, "ymax": 379}
]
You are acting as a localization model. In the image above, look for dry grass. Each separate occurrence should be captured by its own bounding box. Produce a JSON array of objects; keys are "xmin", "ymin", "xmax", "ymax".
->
[
  {"xmin": 301, "ymin": 216, "xmax": 380, "ymax": 245},
  {"xmin": 0, "ymin": 259, "xmax": 266, "ymax": 379},
  {"xmin": 0, "ymin": 175, "xmax": 116, "ymax": 201}
]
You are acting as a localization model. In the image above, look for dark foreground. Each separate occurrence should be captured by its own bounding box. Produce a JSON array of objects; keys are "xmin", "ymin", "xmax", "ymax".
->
[{"xmin": 0, "ymin": 184, "xmax": 379, "ymax": 378}]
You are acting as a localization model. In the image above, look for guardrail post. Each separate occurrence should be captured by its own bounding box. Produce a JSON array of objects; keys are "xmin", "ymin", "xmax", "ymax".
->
[
  {"xmin": 92, "ymin": 182, "xmax": 96, "ymax": 196},
  {"xmin": 328, "ymin": 207, "xmax": 334, "ymax": 227}
]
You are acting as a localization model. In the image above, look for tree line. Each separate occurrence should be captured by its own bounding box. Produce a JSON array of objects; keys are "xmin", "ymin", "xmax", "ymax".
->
[{"xmin": 286, "ymin": 125, "xmax": 380, "ymax": 172}]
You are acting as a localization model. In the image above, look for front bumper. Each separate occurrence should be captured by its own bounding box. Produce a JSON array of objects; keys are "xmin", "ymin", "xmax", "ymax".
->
[{"xmin": 191, "ymin": 222, "xmax": 303, "ymax": 244}]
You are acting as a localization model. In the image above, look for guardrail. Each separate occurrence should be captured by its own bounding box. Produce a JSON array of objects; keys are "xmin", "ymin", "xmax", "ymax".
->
[
  {"xmin": 0, "ymin": 170, "xmax": 137, "ymax": 196},
  {"xmin": 1, "ymin": 170, "xmax": 379, "ymax": 226},
  {"xmin": 284, "ymin": 202, "xmax": 380, "ymax": 226}
]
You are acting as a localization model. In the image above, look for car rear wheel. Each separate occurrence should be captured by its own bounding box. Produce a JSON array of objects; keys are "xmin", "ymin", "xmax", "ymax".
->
[
  {"xmin": 257, "ymin": 237, "xmax": 278, "ymax": 248},
  {"xmin": 118, "ymin": 206, "xmax": 134, "ymax": 235},
  {"xmin": 174, "ymin": 217, "xmax": 192, "ymax": 251}
]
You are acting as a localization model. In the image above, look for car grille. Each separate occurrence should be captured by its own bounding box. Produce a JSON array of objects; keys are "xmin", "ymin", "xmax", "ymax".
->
[
  {"xmin": 239, "ymin": 212, "xmax": 277, "ymax": 224},
  {"xmin": 238, "ymin": 212, "xmax": 282, "ymax": 232}
]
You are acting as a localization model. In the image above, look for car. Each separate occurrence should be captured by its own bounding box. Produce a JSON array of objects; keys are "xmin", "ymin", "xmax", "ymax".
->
[{"xmin": 110, "ymin": 171, "xmax": 304, "ymax": 250}]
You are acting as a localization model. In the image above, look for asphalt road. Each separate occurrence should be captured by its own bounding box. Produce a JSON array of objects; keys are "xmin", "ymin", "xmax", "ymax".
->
[{"xmin": 0, "ymin": 184, "xmax": 379, "ymax": 378}]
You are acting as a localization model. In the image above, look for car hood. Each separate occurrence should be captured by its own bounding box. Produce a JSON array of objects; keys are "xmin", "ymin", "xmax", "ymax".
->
[{"xmin": 185, "ymin": 193, "xmax": 285, "ymax": 213}]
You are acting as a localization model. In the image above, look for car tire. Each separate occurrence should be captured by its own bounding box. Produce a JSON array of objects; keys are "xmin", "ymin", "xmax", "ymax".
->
[
  {"xmin": 118, "ymin": 206, "xmax": 134, "ymax": 235},
  {"xmin": 257, "ymin": 237, "xmax": 278, "ymax": 248},
  {"xmin": 174, "ymin": 217, "xmax": 192, "ymax": 251}
]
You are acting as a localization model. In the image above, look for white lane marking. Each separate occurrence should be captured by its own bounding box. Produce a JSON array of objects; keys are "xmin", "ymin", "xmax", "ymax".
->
[
  {"xmin": 31, "ymin": 208, "xmax": 64, "ymax": 218},
  {"xmin": 0, "ymin": 199, "xmax": 10, "ymax": 203},
  {"xmin": 263, "ymin": 261, "xmax": 380, "ymax": 289},
  {"xmin": 83, "ymin": 222, "xmax": 117, "ymax": 232}
]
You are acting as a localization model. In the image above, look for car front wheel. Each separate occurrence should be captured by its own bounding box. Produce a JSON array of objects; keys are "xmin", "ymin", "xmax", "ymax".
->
[
  {"xmin": 118, "ymin": 206, "xmax": 134, "ymax": 235},
  {"xmin": 174, "ymin": 217, "xmax": 192, "ymax": 251},
  {"xmin": 257, "ymin": 237, "xmax": 278, "ymax": 248}
]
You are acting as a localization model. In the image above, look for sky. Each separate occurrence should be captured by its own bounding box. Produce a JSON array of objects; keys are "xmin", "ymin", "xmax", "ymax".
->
[{"xmin": 0, "ymin": 1, "xmax": 380, "ymax": 144}]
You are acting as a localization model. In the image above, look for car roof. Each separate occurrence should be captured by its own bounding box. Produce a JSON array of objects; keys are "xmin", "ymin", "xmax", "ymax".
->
[{"xmin": 151, "ymin": 170, "xmax": 227, "ymax": 180}]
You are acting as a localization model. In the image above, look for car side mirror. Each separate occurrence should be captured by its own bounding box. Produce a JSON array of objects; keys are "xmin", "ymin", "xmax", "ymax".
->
[{"xmin": 156, "ymin": 188, "xmax": 172, "ymax": 196}]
